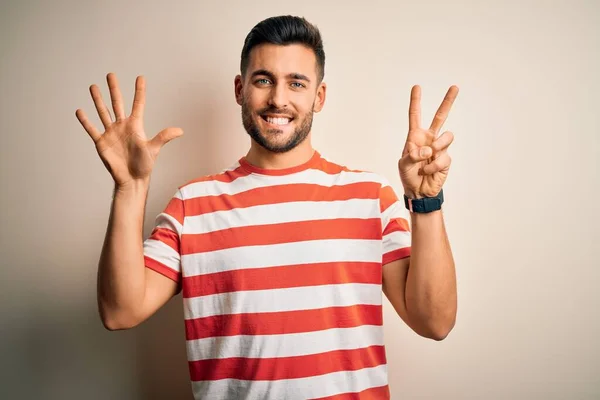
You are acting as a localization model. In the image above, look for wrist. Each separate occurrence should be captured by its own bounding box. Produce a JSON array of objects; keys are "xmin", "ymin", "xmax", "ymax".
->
[
  {"xmin": 403, "ymin": 189, "xmax": 424, "ymax": 200},
  {"xmin": 114, "ymin": 178, "xmax": 150, "ymax": 198},
  {"xmin": 403, "ymin": 189, "xmax": 444, "ymax": 213}
]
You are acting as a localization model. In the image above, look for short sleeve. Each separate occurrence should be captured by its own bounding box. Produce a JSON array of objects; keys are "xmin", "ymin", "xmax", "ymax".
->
[
  {"xmin": 143, "ymin": 189, "xmax": 184, "ymax": 284},
  {"xmin": 379, "ymin": 179, "xmax": 411, "ymax": 265}
]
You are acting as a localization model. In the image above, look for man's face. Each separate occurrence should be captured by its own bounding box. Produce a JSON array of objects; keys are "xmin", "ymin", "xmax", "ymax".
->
[{"xmin": 235, "ymin": 43, "xmax": 326, "ymax": 153}]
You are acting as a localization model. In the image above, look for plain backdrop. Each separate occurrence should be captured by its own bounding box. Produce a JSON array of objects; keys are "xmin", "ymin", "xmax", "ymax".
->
[{"xmin": 1, "ymin": 0, "xmax": 598, "ymax": 399}]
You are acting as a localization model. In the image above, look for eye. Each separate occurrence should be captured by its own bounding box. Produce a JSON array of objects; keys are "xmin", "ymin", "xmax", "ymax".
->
[
  {"xmin": 291, "ymin": 82, "xmax": 306, "ymax": 88},
  {"xmin": 255, "ymin": 78, "xmax": 272, "ymax": 85}
]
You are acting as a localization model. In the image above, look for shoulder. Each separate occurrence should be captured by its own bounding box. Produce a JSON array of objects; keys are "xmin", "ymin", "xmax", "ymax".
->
[
  {"xmin": 317, "ymin": 153, "xmax": 391, "ymax": 187},
  {"xmin": 175, "ymin": 160, "xmax": 250, "ymax": 199}
]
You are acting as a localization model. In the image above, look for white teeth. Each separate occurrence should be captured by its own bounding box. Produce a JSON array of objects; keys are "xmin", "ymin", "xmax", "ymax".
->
[{"xmin": 266, "ymin": 117, "xmax": 290, "ymax": 125}]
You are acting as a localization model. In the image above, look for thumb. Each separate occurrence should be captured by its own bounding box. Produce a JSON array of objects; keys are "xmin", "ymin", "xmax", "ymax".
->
[{"xmin": 149, "ymin": 127, "xmax": 183, "ymax": 150}]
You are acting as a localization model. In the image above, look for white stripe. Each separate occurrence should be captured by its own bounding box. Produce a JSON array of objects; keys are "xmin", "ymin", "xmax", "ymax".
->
[
  {"xmin": 183, "ymin": 282, "xmax": 381, "ymax": 320},
  {"xmin": 182, "ymin": 238, "xmax": 382, "ymax": 277},
  {"xmin": 153, "ymin": 212, "xmax": 183, "ymax": 235},
  {"xmin": 381, "ymin": 199, "xmax": 406, "ymax": 231},
  {"xmin": 183, "ymin": 198, "xmax": 380, "ymax": 235},
  {"xmin": 186, "ymin": 325, "xmax": 384, "ymax": 361},
  {"xmin": 383, "ymin": 230, "xmax": 411, "ymax": 253},
  {"xmin": 181, "ymin": 168, "xmax": 385, "ymax": 199},
  {"xmin": 191, "ymin": 364, "xmax": 388, "ymax": 400},
  {"xmin": 143, "ymin": 239, "xmax": 181, "ymax": 273}
]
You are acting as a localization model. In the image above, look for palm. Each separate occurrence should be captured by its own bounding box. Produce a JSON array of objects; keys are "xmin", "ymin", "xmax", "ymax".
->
[
  {"xmin": 95, "ymin": 118, "xmax": 154, "ymax": 185},
  {"xmin": 76, "ymin": 73, "xmax": 183, "ymax": 188},
  {"xmin": 398, "ymin": 85, "xmax": 459, "ymax": 199}
]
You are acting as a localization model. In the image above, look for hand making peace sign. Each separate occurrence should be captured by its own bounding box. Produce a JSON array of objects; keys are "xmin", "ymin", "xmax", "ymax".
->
[{"xmin": 398, "ymin": 85, "xmax": 459, "ymax": 199}]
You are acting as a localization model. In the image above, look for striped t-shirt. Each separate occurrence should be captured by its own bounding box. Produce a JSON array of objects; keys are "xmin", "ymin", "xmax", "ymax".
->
[{"xmin": 143, "ymin": 150, "xmax": 411, "ymax": 399}]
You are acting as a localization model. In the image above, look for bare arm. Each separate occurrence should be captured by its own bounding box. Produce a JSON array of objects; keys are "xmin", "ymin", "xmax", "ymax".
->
[
  {"xmin": 96, "ymin": 180, "xmax": 178, "ymax": 330},
  {"xmin": 76, "ymin": 73, "xmax": 183, "ymax": 330},
  {"xmin": 385, "ymin": 84, "xmax": 459, "ymax": 340},
  {"xmin": 383, "ymin": 210, "xmax": 457, "ymax": 341}
]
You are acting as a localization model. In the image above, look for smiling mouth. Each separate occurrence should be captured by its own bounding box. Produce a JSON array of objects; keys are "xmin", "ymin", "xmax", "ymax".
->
[{"xmin": 261, "ymin": 115, "xmax": 294, "ymax": 126}]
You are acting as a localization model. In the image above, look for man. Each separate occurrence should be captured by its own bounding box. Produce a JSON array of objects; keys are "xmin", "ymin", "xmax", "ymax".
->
[{"xmin": 76, "ymin": 15, "xmax": 458, "ymax": 400}]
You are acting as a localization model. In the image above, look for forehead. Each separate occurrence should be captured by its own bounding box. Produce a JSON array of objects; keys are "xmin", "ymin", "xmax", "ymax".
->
[{"xmin": 246, "ymin": 43, "xmax": 318, "ymax": 79}]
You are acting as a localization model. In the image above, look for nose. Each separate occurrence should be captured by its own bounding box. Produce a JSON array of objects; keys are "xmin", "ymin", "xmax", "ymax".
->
[{"xmin": 267, "ymin": 82, "xmax": 288, "ymax": 109}]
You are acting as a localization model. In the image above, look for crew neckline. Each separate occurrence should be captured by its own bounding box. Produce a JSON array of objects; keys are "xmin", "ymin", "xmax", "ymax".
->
[{"xmin": 239, "ymin": 150, "xmax": 321, "ymax": 176}]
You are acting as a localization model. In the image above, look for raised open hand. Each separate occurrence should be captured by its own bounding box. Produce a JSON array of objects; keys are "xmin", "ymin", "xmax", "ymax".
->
[
  {"xmin": 398, "ymin": 85, "xmax": 459, "ymax": 199},
  {"xmin": 76, "ymin": 73, "xmax": 183, "ymax": 188}
]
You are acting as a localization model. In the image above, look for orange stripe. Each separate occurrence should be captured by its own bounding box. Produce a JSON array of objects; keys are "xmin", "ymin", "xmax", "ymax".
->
[
  {"xmin": 311, "ymin": 384, "xmax": 390, "ymax": 400},
  {"xmin": 379, "ymin": 186, "xmax": 399, "ymax": 213},
  {"xmin": 383, "ymin": 217, "xmax": 410, "ymax": 235},
  {"xmin": 184, "ymin": 181, "xmax": 380, "ymax": 216},
  {"xmin": 188, "ymin": 345, "xmax": 387, "ymax": 381},
  {"xmin": 182, "ymin": 261, "xmax": 382, "ymax": 298},
  {"xmin": 148, "ymin": 227, "xmax": 179, "ymax": 253},
  {"xmin": 144, "ymin": 256, "xmax": 180, "ymax": 282},
  {"xmin": 184, "ymin": 304, "xmax": 383, "ymax": 340},
  {"xmin": 163, "ymin": 197, "xmax": 185, "ymax": 226},
  {"xmin": 382, "ymin": 247, "xmax": 411, "ymax": 265},
  {"xmin": 318, "ymin": 157, "xmax": 366, "ymax": 175},
  {"xmin": 181, "ymin": 218, "xmax": 381, "ymax": 255}
]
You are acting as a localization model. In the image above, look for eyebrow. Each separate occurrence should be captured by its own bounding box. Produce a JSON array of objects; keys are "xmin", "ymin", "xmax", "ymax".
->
[{"xmin": 250, "ymin": 69, "xmax": 311, "ymax": 83}]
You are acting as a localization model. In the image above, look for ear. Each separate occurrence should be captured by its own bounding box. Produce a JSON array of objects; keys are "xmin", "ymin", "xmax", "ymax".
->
[
  {"xmin": 313, "ymin": 81, "xmax": 327, "ymax": 113},
  {"xmin": 234, "ymin": 74, "xmax": 243, "ymax": 106}
]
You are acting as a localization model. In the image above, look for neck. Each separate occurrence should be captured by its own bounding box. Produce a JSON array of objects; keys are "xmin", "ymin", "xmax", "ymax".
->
[{"xmin": 245, "ymin": 137, "xmax": 314, "ymax": 170}]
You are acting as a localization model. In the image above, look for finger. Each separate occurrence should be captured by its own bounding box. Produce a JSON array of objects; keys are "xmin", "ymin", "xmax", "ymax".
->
[
  {"xmin": 75, "ymin": 109, "xmax": 101, "ymax": 142},
  {"xmin": 408, "ymin": 85, "xmax": 421, "ymax": 131},
  {"xmin": 431, "ymin": 131, "xmax": 454, "ymax": 152},
  {"xmin": 421, "ymin": 152, "xmax": 451, "ymax": 175},
  {"xmin": 398, "ymin": 145, "xmax": 432, "ymax": 171},
  {"xmin": 107, "ymin": 72, "xmax": 126, "ymax": 121},
  {"xmin": 131, "ymin": 75, "xmax": 146, "ymax": 119},
  {"xmin": 429, "ymin": 85, "xmax": 459, "ymax": 134},
  {"xmin": 89, "ymin": 84, "xmax": 113, "ymax": 128},
  {"xmin": 149, "ymin": 127, "xmax": 184, "ymax": 155}
]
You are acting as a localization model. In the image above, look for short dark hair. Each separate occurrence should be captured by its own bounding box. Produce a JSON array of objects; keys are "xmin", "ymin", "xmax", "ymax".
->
[{"xmin": 240, "ymin": 15, "xmax": 325, "ymax": 82}]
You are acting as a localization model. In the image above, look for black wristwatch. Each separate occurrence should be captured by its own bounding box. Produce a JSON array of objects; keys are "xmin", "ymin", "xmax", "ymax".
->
[{"xmin": 403, "ymin": 189, "xmax": 444, "ymax": 213}]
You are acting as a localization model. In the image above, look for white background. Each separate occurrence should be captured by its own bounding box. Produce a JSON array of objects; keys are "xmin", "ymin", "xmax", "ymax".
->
[{"xmin": 1, "ymin": 0, "xmax": 598, "ymax": 398}]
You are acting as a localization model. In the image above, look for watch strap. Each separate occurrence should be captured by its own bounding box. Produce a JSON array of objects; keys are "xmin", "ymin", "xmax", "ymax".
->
[{"xmin": 404, "ymin": 189, "xmax": 444, "ymax": 213}]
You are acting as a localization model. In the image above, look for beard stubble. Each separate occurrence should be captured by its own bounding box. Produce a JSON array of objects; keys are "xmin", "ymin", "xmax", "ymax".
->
[{"xmin": 241, "ymin": 98, "xmax": 314, "ymax": 154}]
